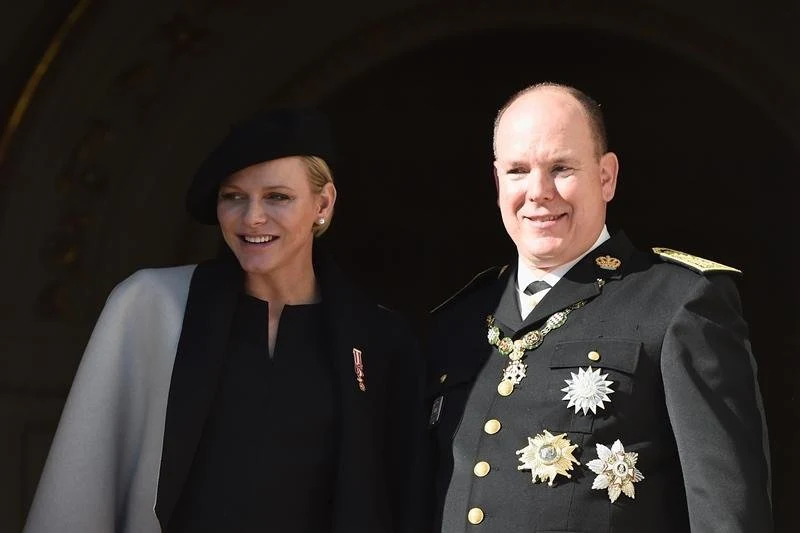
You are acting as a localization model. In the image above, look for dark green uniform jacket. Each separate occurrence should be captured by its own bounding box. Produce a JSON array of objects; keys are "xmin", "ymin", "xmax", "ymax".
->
[{"xmin": 428, "ymin": 231, "xmax": 771, "ymax": 533}]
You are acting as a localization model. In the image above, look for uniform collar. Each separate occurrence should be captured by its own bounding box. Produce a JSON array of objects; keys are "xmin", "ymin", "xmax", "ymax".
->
[
  {"xmin": 495, "ymin": 228, "xmax": 631, "ymax": 334},
  {"xmin": 516, "ymin": 225, "xmax": 611, "ymax": 293}
]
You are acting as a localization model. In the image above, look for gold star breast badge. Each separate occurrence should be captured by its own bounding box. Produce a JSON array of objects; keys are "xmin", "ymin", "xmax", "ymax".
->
[{"xmin": 517, "ymin": 430, "xmax": 580, "ymax": 486}]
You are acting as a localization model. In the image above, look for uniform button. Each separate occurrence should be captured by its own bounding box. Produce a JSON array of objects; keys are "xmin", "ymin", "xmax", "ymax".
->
[
  {"xmin": 473, "ymin": 461, "xmax": 491, "ymax": 477},
  {"xmin": 484, "ymin": 419, "xmax": 501, "ymax": 434},
  {"xmin": 497, "ymin": 380, "xmax": 514, "ymax": 396},
  {"xmin": 588, "ymin": 350, "xmax": 601, "ymax": 362},
  {"xmin": 467, "ymin": 507, "xmax": 484, "ymax": 525},
  {"xmin": 439, "ymin": 373, "xmax": 448, "ymax": 383}
]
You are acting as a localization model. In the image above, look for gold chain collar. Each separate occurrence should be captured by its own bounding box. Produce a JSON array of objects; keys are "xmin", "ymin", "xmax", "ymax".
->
[{"xmin": 487, "ymin": 278, "xmax": 605, "ymax": 396}]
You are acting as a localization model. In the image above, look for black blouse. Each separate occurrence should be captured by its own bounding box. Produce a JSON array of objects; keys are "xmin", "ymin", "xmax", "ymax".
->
[{"xmin": 170, "ymin": 293, "xmax": 340, "ymax": 532}]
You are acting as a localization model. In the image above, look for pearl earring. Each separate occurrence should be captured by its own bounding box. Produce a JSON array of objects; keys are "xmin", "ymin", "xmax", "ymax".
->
[{"xmin": 318, "ymin": 217, "xmax": 326, "ymax": 225}]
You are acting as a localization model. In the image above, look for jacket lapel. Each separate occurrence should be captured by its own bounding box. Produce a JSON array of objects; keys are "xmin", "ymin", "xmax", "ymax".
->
[
  {"xmin": 520, "ymin": 263, "xmax": 603, "ymax": 329},
  {"xmin": 518, "ymin": 231, "xmax": 636, "ymax": 331},
  {"xmin": 155, "ymin": 257, "xmax": 242, "ymax": 529},
  {"xmin": 492, "ymin": 266, "xmax": 524, "ymax": 334},
  {"xmin": 314, "ymin": 247, "xmax": 389, "ymax": 531}
]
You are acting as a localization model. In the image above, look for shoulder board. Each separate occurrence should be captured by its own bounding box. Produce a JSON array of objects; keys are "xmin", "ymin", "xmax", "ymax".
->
[
  {"xmin": 651, "ymin": 247, "xmax": 742, "ymax": 275},
  {"xmin": 431, "ymin": 265, "xmax": 508, "ymax": 313}
]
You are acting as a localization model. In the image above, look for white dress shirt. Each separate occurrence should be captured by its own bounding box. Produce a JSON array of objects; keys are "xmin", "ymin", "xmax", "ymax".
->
[{"xmin": 517, "ymin": 226, "xmax": 611, "ymax": 320}]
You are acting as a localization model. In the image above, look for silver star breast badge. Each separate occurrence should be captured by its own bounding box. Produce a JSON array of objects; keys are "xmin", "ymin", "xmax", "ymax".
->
[
  {"xmin": 586, "ymin": 439, "xmax": 644, "ymax": 502},
  {"xmin": 561, "ymin": 366, "xmax": 614, "ymax": 415}
]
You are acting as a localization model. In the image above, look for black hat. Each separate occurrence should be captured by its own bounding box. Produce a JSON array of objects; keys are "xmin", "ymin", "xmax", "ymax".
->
[{"xmin": 186, "ymin": 108, "xmax": 335, "ymax": 224}]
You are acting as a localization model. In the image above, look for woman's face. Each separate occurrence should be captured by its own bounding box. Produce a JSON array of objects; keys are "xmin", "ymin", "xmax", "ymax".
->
[{"xmin": 217, "ymin": 156, "xmax": 334, "ymax": 278}]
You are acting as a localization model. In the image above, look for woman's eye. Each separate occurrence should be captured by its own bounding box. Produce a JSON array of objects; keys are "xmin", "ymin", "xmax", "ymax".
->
[
  {"xmin": 267, "ymin": 193, "xmax": 291, "ymax": 201},
  {"xmin": 219, "ymin": 192, "xmax": 245, "ymax": 201}
]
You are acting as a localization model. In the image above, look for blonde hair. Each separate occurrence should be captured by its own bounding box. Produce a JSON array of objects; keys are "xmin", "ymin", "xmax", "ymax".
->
[{"xmin": 300, "ymin": 155, "xmax": 335, "ymax": 236}]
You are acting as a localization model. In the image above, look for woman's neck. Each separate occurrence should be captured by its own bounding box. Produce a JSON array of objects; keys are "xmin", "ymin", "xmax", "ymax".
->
[
  {"xmin": 244, "ymin": 261, "xmax": 320, "ymax": 307},
  {"xmin": 245, "ymin": 259, "xmax": 319, "ymax": 359}
]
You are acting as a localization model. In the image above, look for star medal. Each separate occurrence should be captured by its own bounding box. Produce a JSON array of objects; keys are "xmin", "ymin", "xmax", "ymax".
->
[
  {"xmin": 586, "ymin": 440, "xmax": 645, "ymax": 502},
  {"xmin": 516, "ymin": 430, "xmax": 580, "ymax": 486},
  {"xmin": 561, "ymin": 366, "xmax": 614, "ymax": 415}
]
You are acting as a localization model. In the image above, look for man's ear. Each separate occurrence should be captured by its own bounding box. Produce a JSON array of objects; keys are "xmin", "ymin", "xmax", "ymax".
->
[
  {"xmin": 599, "ymin": 152, "xmax": 619, "ymax": 203},
  {"xmin": 492, "ymin": 161, "xmax": 500, "ymax": 206}
]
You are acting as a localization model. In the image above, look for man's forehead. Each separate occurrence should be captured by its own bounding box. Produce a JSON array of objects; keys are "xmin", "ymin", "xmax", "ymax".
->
[
  {"xmin": 496, "ymin": 143, "xmax": 577, "ymax": 164},
  {"xmin": 502, "ymin": 94, "xmax": 582, "ymax": 129},
  {"xmin": 496, "ymin": 119, "xmax": 573, "ymax": 151},
  {"xmin": 497, "ymin": 100, "xmax": 589, "ymax": 148}
]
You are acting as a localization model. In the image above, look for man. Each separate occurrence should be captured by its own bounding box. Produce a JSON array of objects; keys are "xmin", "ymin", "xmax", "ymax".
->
[{"xmin": 427, "ymin": 83, "xmax": 772, "ymax": 532}]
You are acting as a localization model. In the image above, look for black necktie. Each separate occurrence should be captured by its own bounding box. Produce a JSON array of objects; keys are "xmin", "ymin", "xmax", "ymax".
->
[{"xmin": 524, "ymin": 280, "xmax": 551, "ymax": 295}]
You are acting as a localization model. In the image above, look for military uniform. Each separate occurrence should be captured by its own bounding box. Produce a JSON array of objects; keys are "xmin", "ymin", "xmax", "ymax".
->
[{"xmin": 428, "ymin": 231, "xmax": 772, "ymax": 532}]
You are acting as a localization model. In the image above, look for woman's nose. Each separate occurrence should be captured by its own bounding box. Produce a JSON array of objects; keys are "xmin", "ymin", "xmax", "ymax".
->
[{"xmin": 243, "ymin": 201, "xmax": 267, "ymax": 225}]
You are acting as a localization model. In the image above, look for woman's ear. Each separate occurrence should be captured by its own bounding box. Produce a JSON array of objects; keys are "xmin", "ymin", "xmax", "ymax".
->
[{"xmin": 318, "ymin": 182, "xmax": 337, "ymax": 217}]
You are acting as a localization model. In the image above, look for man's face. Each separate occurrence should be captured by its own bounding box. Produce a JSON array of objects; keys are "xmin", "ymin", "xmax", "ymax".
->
[{"xmin": 493, "ymin": 89, "xmax": 618, "ymax": 272}]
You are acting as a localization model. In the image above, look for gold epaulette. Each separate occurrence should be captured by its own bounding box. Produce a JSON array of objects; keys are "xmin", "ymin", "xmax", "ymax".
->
[{"xmin": 652, "ymin": 247, "xmax": 742, "ymax": 275}]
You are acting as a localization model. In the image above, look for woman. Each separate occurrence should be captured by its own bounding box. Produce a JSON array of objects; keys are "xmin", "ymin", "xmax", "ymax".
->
[{"xmin": 24, "ymin": 109, "xmax": 428, "ymax": 533}]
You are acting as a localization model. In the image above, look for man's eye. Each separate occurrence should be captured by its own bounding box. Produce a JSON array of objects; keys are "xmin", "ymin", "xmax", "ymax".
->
[
  {"xmin": 507, "ymin": 168, "xmax": 527, "ymax": 175},
  {"xmin": 553, "ymin": 166, "xmax": 573, "ymax": 176}
]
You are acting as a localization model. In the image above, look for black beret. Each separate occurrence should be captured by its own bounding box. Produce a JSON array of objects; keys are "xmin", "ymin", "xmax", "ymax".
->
[{"xmin": 186, "ymin": 108, "xmax": 335, "ymax": 225}]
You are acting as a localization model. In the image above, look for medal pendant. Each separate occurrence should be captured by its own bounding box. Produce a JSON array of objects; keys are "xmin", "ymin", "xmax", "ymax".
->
[{"xmin": 502, "ymin": 361, "xmax": 527, "ymax": 384}]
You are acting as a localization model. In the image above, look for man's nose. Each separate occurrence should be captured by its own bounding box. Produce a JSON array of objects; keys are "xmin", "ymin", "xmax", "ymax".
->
[{"xmin": 526, "ymin": 171, "xmax": 555, "ymax": 202}]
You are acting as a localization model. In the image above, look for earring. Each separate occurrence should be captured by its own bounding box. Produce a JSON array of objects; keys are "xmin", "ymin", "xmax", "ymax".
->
[{"xmin": 318, "ymin": 217, "xmax": 326, "ymax": 225}]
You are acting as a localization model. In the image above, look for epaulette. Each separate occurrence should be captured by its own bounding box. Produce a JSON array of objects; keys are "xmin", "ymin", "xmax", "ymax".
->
[
  {"xmin": 651, "ymin": 247, "xmax": 742, "ymax": 275},
  {"xmin": 431, "ymin": 265, "xmax": 508, "ymax": 313}
]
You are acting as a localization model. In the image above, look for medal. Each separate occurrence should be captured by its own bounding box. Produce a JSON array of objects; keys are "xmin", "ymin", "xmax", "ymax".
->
[
  {"xmin": 352, "ymin": 348, "xmax": 366, "ymax": 391},
  {"xmin": 516, "ymin": 430, "xmax": 580, "ymax": 486},
  {"xmin": 487, "ymin": 297, "xmax": 590, "ymax": 396},
  {"xmin": 586, "ymin": 440, "xmax": 644, "ymax": 502},
  {"xmin": 561, "ymin": 366, "xmax": 615, "ymax": 415}
]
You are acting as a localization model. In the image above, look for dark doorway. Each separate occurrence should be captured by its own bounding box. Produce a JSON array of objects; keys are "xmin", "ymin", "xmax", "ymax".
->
[{"xmin": 320, "ymin": 27, "xmax": 797, "ymax": 531}]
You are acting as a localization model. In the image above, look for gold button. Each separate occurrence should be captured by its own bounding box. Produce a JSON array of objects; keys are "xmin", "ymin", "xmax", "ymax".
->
[
  {"xmin": 588, "ymin": 350, "xmax": 601, "ymax": 362},
  {"xmin": 439, "ymin": 373, "xmax": 448, "ymax": 383},
  {"xmin": 497, "ymin": 380, "xmax": 514, "ymax": 396},
  {"xmin": 473, "ymin": 461, "xmax": 491, "ymax": 477},
  {"xmin": 484, "ymin": 419, "xmax": 501, "ymax": 435},
  {"xmin": 467, "ymin": 507, "xmax": 484, "ymax": 525}
]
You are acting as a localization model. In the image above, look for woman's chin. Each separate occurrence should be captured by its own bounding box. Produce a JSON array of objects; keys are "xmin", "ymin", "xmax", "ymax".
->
[{"xmin": 235, "ymin": 256, "xmax": 278, "ymax": 276}]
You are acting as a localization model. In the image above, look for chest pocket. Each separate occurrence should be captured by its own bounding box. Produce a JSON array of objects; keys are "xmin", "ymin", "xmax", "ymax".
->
[{"xmin": 548, "ymin": 339, "xmax": 641, "ymax": 434}]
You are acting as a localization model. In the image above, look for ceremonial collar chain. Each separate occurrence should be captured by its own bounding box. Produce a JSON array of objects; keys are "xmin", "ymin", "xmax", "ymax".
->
[{"xmin": 487, "ymin": 279, "xmax": 604, "ymax": 396}]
